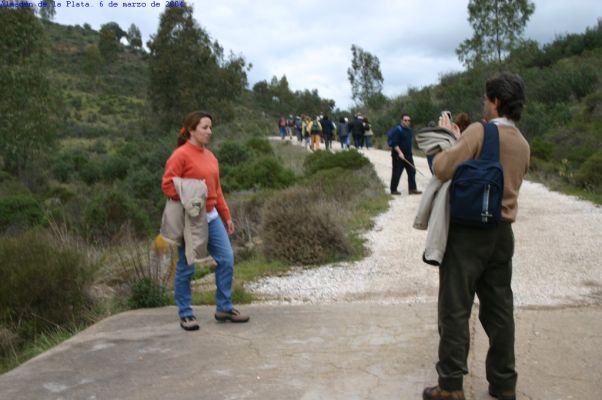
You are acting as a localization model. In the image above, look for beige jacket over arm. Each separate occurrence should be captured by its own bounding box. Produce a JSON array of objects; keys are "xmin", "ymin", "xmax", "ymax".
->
[{"xmin": 160, "ymin": 177, "xmax": 209, "ymax": 264}]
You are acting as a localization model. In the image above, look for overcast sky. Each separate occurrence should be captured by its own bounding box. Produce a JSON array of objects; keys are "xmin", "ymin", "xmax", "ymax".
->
[{"xmin": 52, "ymin": 0, "xmax": 602, "ymax": 109}]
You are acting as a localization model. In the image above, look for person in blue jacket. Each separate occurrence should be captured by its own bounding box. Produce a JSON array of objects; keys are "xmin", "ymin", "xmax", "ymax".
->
[{"xmin": 389, "ymin": 113, "xmax": 422, "ymax": 195}]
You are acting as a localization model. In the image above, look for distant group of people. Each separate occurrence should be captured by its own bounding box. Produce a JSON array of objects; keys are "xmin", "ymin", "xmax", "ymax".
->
[
  {"xmin": 277, "ymin": 113, "xmax": 375, "ymax": 151},
  {"xmin": 162, "ymin": 71, "xmax": 531, "ymax": 400}
]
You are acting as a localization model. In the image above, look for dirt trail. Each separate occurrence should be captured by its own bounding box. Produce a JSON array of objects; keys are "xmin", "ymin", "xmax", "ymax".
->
[{"xmin": 250, "ymin": 144, "xmax": 602, "ymax": 307}]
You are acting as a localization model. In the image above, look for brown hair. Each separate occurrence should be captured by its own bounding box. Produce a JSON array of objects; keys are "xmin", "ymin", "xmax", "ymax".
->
[
  {"xmin": 454, "ymin": 112, "xmax": 471, "ymax": 133},
  {"xmin": 177, "ymin": 111, "xmax": 213, "ymax": 147}
]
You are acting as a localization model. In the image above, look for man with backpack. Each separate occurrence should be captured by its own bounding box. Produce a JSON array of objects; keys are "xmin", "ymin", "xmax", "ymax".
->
[
  {"xmin": 309, "ymin": 116, "xmax": 322, "ymax": 151},
  {"xmin": 422, "ymin": 72, "xmax": 530, "ymax": 400},
  {"xmin": 388, "ymin": 114, "xmax": 422, "ymax": 195}
]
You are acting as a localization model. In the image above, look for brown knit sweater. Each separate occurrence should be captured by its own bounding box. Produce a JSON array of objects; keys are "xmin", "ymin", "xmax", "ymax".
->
[{"xmin": 433, "ymin": 121, "xmax": 530, "ymax": 222}]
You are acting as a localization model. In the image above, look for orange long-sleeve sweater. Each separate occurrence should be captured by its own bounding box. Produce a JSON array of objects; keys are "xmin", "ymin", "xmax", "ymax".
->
[{"xmin": 162, "ymin": 141, "xmax": 231, "ymax": 222}]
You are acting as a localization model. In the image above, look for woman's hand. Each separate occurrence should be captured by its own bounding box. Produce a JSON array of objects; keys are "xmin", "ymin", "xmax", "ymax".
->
[{"xmin": 226, "ymin": 219, "xmax": 235, "ymax": 236}]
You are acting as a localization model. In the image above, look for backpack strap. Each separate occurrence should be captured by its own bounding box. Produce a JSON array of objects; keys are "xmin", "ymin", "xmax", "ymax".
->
[{"xmin": 479, "ymin": 122, "xmax": 500, "ymax": 161}]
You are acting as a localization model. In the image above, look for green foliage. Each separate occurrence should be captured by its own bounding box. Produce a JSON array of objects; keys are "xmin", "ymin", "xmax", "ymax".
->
[
  {"xmin": 127, "ymin": 278, "xmax": 169, "ymax": 309},
  {"xmin": 101, "ymin": 154, "xmax": 130, "ymax": 182},
  {"xmin": 0, "ymin": 193, "xmax": 44, "ymax": 232},
  {"xmin": 227, "ymin": 157, "xmax": 295, "ymax": 192},
  {"xmin": 216, "ymin": 141, "xmax": 252, "ymax": 166},
  {"xmin": 576, "ymin": 150, "xmax": 602, "ymax": 191},
  {"xmin": 98, "ymin": 22, "xmax": 126, "ymax": 64},
  {"xmin": 0, "ymin": 9, "xmax": 62, "ymax": 177},
  {"xmin": 251, "ymin": 76, "xmax": 335, "ymax": 117},
  {"xmin": 245, "ymin": 137, "xmax": 274, "ymax": 156},
  {"xmin": 126, "ymin": 23, "xmax": 142, "ymax": 49},
  {"xmin": 0, "ymin": 229, "xmax": 93, "ymax": 345},
  {"xmin": 347, "ymin": 44, "xmax": 384, "ymax": 106},
  {"xmin": 303, "ymin": 149, "xmax": 370, "ymax": 176},
  {"xmin": 147, "ymin": 5, "xmax": 247, "ymax": 130},
  {"xmin": 84, "ymin": 190, "xmax": 150, "ymax": 239},
  {"xmin": 456, "ymin": 0, "xmax": 535, "ymax": 67},
  {"xmin": 529, "ymin": 137, "xmax": 556, "ymax": 161}
]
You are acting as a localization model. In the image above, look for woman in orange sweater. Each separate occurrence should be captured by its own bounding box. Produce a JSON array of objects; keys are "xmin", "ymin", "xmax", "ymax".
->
[{"xmin": 162, "ymin": 111, "xmax": 249, "ymax": 331}]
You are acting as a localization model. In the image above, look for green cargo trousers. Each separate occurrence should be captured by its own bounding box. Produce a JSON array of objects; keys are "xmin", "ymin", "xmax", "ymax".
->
[{"xmin": 436, "ymin": 222, "xmax": 517, "ymax": 392}]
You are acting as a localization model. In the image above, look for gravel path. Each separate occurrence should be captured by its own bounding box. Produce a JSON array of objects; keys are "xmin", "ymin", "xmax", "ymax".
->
[{"xmin": 248, "ymin": 144, "xmax": 602, "ymax": 307}]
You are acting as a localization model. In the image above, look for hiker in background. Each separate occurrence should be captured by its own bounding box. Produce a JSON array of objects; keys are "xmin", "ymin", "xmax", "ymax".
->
[
  {"xmin": 310, "ymin": 116, "xmax": 322, "ymax": 151},
  {"xmin": 286, "ymin": 114, "xmax": 294, "ymax": 140},
  {"xmin": 162, "ymin": 111, "xmax": 250, "ymax": 331},
  {"xmin": 338, "ymin": 117, "xmax": 350, "ymax": 149},
  {"xmin": 349, "ymin": 113, "xmax": 365, "ymax": 149},
  {"xmin": 422, "ymin": 72, "xmax": 530, "ymax": 400},
  {"xmin": 322, "ymin": 114, "xmax": 335, "ymax": 150},
  {"xmin": 302, "ymin": 115, "xmax": 312, "ymax": 150},
  {"xmin": 278, "ymin": 116, "xmax": 287, "ymax": 140},
  {"xmin": 389, "ymin": 113, "xmax": 422, "ymax": 195},
  {"xmin": 294, "ymin": 115, "xmax": 303, "ymax": 143},
  {"xmin": 363, "ymin": 117, "xmax": 374, "ymax": 149}
]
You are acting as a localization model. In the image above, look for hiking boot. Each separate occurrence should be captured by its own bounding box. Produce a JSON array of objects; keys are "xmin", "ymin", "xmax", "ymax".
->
[
  {"xmin": 391, "ymin": 191, "xmax": 402, "ymax": 195},
  {"xmin": 488, "ymin": 385, "xmax": 516, "ymax": 400},
  {"xmin": 409, "ymin": 190, "xmax": 423, "ymax": 195},
  {"xmin": 423, "ymin": 386, "xmax": 465, "ymax": 400},
  {"xmin": 214, "ymin": 308, "xmax": 250, "ymax": 323},
  {"xmin": 180, "ymin": 316, "xmax": 199, "ymax": 331}
]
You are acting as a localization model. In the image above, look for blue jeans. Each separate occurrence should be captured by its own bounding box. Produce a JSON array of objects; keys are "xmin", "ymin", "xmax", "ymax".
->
[{"xmin": 174, "ymin": 218, "xmax": 234, "ymax": 317}]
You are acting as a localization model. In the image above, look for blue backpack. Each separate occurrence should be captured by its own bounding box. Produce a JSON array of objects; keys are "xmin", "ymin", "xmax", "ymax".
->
[
  {"xmin": 387, "ymin": 125, "xmax": 401, "ymax": 148},
  {"xmin": 449, "ymin": 122, "xmax": 504, "ymax": 227}
]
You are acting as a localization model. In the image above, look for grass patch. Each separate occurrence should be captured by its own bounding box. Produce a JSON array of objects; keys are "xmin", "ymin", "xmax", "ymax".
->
[
  {"xmin": 0, "ymin": 324, "xmax": 85, "ymax": 374},
  {"xmin": 271, "ymin": 140, "xmax": 308, "ymax": 176}
]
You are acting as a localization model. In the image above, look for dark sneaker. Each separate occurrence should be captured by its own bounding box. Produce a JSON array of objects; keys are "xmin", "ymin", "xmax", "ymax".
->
[
  {"xmin": 214, "ymin": 308, "xmax": 250, "ymax": 323},
  {"xmin": 488, "ymin": 385, "xmax": 516, "ymax": 400},
  {"xmin": 391, "ymin": 191, "xmax": 402, "ymax": 195},
  {"xmin": 180, "ymin": 316, "xmax": 199, "ymax": 331},
  {"xmin": 409, "ymin": 190, "xmax": 423, "ymax": 195},
  {"xmin": 423, "ymin": 386, "xmax": 465, "ymax": 400}
]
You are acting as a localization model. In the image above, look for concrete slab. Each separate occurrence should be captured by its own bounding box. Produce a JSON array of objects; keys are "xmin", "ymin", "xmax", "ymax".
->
[{"xmin": 0, "ymin": 303, "xmax": 600, "ymax": 399}]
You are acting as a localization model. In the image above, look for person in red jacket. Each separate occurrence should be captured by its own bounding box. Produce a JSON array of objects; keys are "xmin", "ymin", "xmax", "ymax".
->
[{"xmin": 162, "ymin": 111, "xmax": 249, "ymax": 331}]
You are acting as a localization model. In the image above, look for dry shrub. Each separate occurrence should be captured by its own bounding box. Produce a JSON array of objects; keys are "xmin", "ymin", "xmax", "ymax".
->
[{"xmin": 261, "ymin": 186, "xmax": 352, "ymax": 265}]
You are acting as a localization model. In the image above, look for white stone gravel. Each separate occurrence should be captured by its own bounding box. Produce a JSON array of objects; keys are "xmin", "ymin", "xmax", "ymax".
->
[{"xmin": 248, "ymin": 144, "xmax": 602, "ymax": 307}]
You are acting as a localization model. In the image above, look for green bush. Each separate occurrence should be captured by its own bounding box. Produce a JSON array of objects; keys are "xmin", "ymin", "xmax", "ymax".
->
[
  {"xmin": 245, "ymin": 137, "xmax": 274, "ymax": 156},
  {"xmin": 0, "ymin": 194, "xmax": 44, "ymax": 232},
  {"xmin": 216, "ymin": 140, "xmax": 252, "ymax": 166},
  {"xmin": 101, "ymin": 154, "xmax": 130, "ymax": 182},
  {"xmin": 576, "ymin": 150, "xmax": 602, "ymax": 190},
  {"xmin": 262, "ymin": 187, "xmax": 352, "ymax": 265},
  {"xmin": 0, "ymin": 229, "xmax": 93, "ymax": 346},
  {"xmin": 84, "ymin": 190, "xmax": 150, "ymax": 239},
  {"xmin": 51, "ymin": 158, "xmax": 74, "ymax": 183},
  {"xmin": 127, "ymin": 278, "xmax": 169, "ymax": 309},
  {"xmin": 79, "ymin": 159, "xmax": 103, "ymax": 185},
  {"xmin": 303, "ymin": 149, "xmax": 370, "ymax": 176},
  {"xmin": 230, "ymin": 157, "xmax": 295, "ymax": 191},
  {"xmin": 530, "ymin": 137, "xmax": 556, "ymax": 161}
]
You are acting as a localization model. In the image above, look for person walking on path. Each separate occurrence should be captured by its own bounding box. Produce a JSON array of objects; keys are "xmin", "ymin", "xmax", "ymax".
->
[
  {"xmin": 363, "ymin": 118, "xmax": 374, "ymax": 149},
  {"xmin": 389, "ymin": 113, "xmax": 422, "ymax": 195},
  {"xmin": 162, "ymin": 111, "xmax": 250, "ymax": 331},
  {"xmin": 309, "ymin": 116, "xmax": 322, "ymax": 151},
  {"xmin": 337, "ymin": 117, "xmax": 350, "ymax": 149},
  {"xmin": 322, "ymin": 114, "xmax": 335, "ymax": 150},
  {"xmin": 349, "ymin": 113, "xmax": 365, "ymax": 149},
  {"xmin": 422, "ymin": 73, "xmax": 530, "ymax": 400}
]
